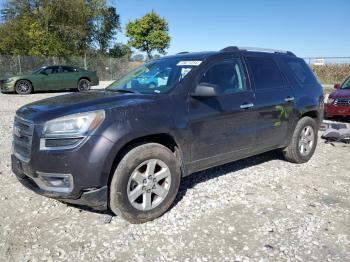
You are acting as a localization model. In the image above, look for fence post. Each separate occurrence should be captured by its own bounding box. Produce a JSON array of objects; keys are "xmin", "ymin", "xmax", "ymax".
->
[
  {"xmin": 84, "ymin": 53, "xmax": 87, "ymax": 70},
  {"xmin": 18, "ymin": 55, "xmax": 22, "ymax": 74}
]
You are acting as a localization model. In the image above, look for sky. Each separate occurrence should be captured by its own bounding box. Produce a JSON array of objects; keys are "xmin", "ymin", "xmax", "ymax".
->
[
  {"xmin": 113, "ymin": 0, "xmax": 350, "ymax": 58},
  {"xmin": 0, "ymin": 0, "xmax": 348, "ymax": 58}
]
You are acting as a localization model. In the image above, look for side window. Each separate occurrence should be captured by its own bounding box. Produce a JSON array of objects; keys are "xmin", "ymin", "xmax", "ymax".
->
[
  {"xmin": 246, "ymin": 57, "xmax": 285, "ymax": 89},
  {"xmin": 284, "ymin": 58, "xmax": 317, "ymax": 84},
  {"xmin": 42, "ymin": 66, "xmax": 59, "ymax": 74},
  {"xmin": 199, "ymin": 58, "xmax": 247, "ymax": 94},
  {"xmin": 62, "ymin": 66, "xmax": 76, "ymax": 73}
]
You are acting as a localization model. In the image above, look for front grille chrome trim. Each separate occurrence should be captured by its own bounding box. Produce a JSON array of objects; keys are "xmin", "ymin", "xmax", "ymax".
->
[{"xmin": 13, "ymin": 116, "xmax": 34, "ymax": 163}]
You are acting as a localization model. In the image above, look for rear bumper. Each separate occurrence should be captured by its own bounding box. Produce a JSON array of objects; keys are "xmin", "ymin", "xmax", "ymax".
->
[{"xmin": 324, "ymin": 104, "xmax": 350, "ymax": 117}]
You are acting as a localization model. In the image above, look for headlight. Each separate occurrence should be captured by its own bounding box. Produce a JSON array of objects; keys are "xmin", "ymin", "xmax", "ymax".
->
[
  {"xmin": 3, "ymin": 78, "xmax": 14, "ymax": 83},
  {"xmin": 326, "ymin": 98, "xmax": 335, "ymax": 104},
  {"xmin": 42, "ymin": 110, "xmax": 105, "ymax": 138}
]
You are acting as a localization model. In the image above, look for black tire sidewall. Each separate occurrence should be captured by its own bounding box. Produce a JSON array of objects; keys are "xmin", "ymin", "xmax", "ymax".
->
[{"xmin": 110, "ymin": 143, "xmax": 181, "ymax": 223}]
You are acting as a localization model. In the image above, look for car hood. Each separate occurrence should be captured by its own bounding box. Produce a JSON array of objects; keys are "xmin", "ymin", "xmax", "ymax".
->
[
  {"xmin": 16, "ymin": 90, "xmax": 154, "ymax": 123},
  {"xmin": 329, "ymin": 88, "xmax": 350, "ymax": 99}
]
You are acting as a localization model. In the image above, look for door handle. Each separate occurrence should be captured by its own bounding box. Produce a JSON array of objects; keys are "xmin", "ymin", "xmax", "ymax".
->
[
  {"xmin": 240, "ymin": 103, "xmax": 254, "ymax": 109},
  {"xmin": 285, "ymin": 96, "xmax": 295, "ymax": 102}
]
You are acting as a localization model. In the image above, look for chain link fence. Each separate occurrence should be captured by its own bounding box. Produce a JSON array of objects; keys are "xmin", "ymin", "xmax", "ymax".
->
[
  {"xmin": 1, "ymin": 54, "xmax": 350, "ymax": 85},
  {"xmin": 0, "ymin": 55, "xmax": 138, "ymax": 81}
]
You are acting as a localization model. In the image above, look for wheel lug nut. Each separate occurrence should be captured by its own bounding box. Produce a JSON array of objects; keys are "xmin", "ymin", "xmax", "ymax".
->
[
  {"xmin": 153, "ymin": 178, "xmax": 157, "ymax": 182},
  {"xmin": 143, "ymin": 179, "xmax": 147, "ymax": 184},
  {"xmin": 142, "ymin": 186, "xmax": 146, "ymax": 191},
  {"xmin": 148, "ymin": 175, "xmax": 152, "ymax": 179},
  {"xmin": 146, "ymin": 189, "xmax": 151, "ymax": 193}
]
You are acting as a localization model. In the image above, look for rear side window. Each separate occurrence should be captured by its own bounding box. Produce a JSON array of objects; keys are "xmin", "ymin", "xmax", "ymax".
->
[
  {"xmin": 62, "ymin": 66, "xmax": 77, "ymax": 73},
  {"xmin": 246, "ymin": 57, "xmax": 285, "ymax": 89},
  {"xmin": 284, "ymin": 58, "xmax": 316, "ymax": 84}
]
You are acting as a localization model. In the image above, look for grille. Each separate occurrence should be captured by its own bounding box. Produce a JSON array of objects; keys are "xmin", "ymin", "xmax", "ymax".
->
[
  {"xmin": 13, "ymin": 116, "xmax": 34, "ymax": 162},
  {"xmin": 335, "ymin": 98, "xmax": 350, "ymax": 106}
]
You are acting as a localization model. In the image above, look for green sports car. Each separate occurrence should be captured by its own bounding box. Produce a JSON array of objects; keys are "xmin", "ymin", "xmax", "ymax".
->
[{"xmin": 0, "ymin": 65, "xmax": 99, "ymax": 94}]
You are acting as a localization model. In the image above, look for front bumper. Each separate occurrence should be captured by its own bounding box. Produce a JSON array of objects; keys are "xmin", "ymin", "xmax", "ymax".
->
[
  {"xmin": 324, "ymin": 104, "xmax": 350, "ymax": 117},
  {"xmin": 11, "ymin": 133, "xmax": 115, "ymax": 210},
  {"xmin": 0, "ymin": 82, "xmax": 15, "ymax": 92}
]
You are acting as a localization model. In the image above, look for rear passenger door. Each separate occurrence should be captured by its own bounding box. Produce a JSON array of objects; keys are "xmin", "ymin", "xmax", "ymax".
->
[
  {"xmin": 245, "ymin": 55, "xmax": 295, "ymax": 149},
  {"xmin": 60, "ymin": 66, "xmax": 79, "ymax": 89}
]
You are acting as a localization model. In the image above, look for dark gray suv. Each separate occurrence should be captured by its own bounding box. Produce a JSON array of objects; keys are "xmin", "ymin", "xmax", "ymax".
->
[{"xmin": 12, "ymin": 46, "xmax": 324, "ymax": 223}]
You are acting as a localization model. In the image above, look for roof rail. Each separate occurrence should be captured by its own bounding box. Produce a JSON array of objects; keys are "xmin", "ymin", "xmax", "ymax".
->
[
  {"xmin": 220, "ymin": 46, "xmax": 296, "ymax": 56},
  {"xmin": 220, "ymin": 46, "xmax": 239, "ymax": 52},
  {"xmin": 177, "ymin": 51, "xmax": 189, "ymax": 54}
]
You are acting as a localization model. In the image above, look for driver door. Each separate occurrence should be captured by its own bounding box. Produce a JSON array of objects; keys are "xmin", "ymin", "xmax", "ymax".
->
[{"xmin": 187, "ymin": 57, "xmax": 256, "ymax": 168}]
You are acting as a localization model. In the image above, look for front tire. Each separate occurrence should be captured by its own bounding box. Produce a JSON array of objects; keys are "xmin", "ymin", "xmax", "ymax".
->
[
  {"xmin": 77, "ymin": 79, "xmax": 91, "ymax": 92},
  {"xmin": 15, "ymin": 80, "xmax": 33, "ymax": 94},
  {"xmin": 109, "ymin": 143, "xmax": 181, "ymax": 224},
  {"xmin": 283, "ymin": 116, "xmax": 318, "ymax": 163}
]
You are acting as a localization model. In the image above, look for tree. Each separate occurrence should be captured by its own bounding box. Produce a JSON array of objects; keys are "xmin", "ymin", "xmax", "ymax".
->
[
  {"xmin": 125, "ymin": 11, "xmax": 170, "ymax": 60},
  {"xmin": 93, "ymin": 6, "xmax": 121, "ymax": 54},
  {"xmin": 0, "ymin": 0, "xmax": 121, "ymax": 57},
  {"xmin": 131, "ymin": 54, "xmax": 144, "ymax": 62},
  {"xmin": 109, "ymin": 43, "xmax": 131, "ymax": 59}
]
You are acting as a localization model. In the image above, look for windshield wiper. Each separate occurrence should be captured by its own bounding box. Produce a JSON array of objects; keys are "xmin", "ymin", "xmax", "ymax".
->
[{"xmin": 108, "ymin": 89, "xmax": 140, "ymax": 94}]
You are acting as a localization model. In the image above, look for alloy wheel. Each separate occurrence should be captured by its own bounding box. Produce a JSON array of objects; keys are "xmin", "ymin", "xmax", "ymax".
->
[
  {"xmin": 127, "ymin": 159, "xmax": 172, "ymax": 211},
  {"xmin": 298, "ymin": 125, "xmax": 315, "ymax": 156}
]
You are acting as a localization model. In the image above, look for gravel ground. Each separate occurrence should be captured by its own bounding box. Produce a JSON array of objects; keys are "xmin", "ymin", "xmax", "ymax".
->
[{"xmin": 0, "ymin": 90, "xmax": 349, "ymax": 261}]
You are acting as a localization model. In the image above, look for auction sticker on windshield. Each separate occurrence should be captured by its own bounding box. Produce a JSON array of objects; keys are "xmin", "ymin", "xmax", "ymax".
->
[{"xmin": 177, "ymin": 61, "xmax": 202, "ymax": 66}]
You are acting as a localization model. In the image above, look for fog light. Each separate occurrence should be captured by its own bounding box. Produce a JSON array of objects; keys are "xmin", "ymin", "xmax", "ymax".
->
[{"xmin": 36, "ymin": 172, "xmax": 73, "ymax": 193}]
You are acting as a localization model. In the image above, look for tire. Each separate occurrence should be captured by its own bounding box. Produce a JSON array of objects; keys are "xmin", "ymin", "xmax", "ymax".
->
[
  {"xmin": 283, "ymin": 116, "xmax": 318, "ymax": 163},
  {"xmin": 77, "ymin": 79, "xmax": 91, "ymax": 92},
  {"xmin": 109, "ymin": 143, "xmax": 181, "ymax": 223},
  {"xmin": 15, "ymin": 80, "xmax": 33, "ymax": 94}
]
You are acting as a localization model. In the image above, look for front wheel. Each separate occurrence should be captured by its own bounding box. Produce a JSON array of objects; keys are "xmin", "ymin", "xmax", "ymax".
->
[
  {"xmin": 77, "ymin": 79, "xmax": 91, "ymax": 92},
  {"xmin": 109, "ymin": 143, "xmax": 181, "ymax": 223},
  {"xmin": 283, "ymin": 116, "xmax": 318, "ymax": 163},
  {"xmin": 15, "ymin": 80, "xmax": 33, "ymax": 94}
]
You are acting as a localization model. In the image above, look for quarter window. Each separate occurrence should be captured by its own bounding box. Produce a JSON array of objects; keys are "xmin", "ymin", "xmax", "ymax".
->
[
  {"xmin": 284, "ymin": 58, "xmax": 316, "ymax": 84},
  {"xmin": 246, "ymin": 57, "xmax": 285, "ymax": 89},
  {"xmin": 199, "ymin": 58, "xmax": 247, "ymax": 94}
]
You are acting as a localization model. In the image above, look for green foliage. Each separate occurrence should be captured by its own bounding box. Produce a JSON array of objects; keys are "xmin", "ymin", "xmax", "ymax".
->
[
  {"xmin": 93, "ymin": 6, "xmax": 121, "ymax": 53},
  {"xmin": 125, "ymin": 11, "xmax": 170, "ymax": 60},
  {"xmin": 0, "ymin": 0, "xmax": 121, "ymax": 57},
  {"xmin": 109, "ymin": 43, "xmax": 131, "ymax": 59}
]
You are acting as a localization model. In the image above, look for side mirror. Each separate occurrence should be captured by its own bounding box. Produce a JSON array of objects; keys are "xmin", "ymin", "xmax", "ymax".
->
[
  {"xmin": 190, "ymin": 83, "xmax": 222, "ymax": 97},
  {"xmin": 334, "ymin": 83, "xmax": 341, "ymax": 89}
]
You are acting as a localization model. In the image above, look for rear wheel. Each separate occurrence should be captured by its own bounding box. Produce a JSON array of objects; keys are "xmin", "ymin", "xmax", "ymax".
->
[
  {"xmin": 109, "ymin": 143, "xmax": 181, "ymax": 223},
  {"xmin": 15, "ymin": 80, "xmax": 33, "ymax": 94},
  {"xmin": 77, "ymin": 79, "xmax": 91, "ymax": 92},
  {"xmin": 283, "ymin": 116, "xmax": 318, "ymax": 163}
]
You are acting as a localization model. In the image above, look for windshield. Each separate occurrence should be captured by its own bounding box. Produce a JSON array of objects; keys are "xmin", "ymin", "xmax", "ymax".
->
[
  {"xmin": 342, "ymin": 77, "xmax": 350, "ymax": 89},
  {"xmin": 106, "ymin": 58, "xmax": 201, "ymax": 94},
  {"xmin": 32, "ymin": 67, "xmax": 44, "ymax": 74}
]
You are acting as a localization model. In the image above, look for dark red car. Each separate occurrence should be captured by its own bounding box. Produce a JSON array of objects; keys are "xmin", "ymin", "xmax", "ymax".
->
[{"xmin": 325, "ymin": 76, "xmax": 350, "ymax": 118}]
